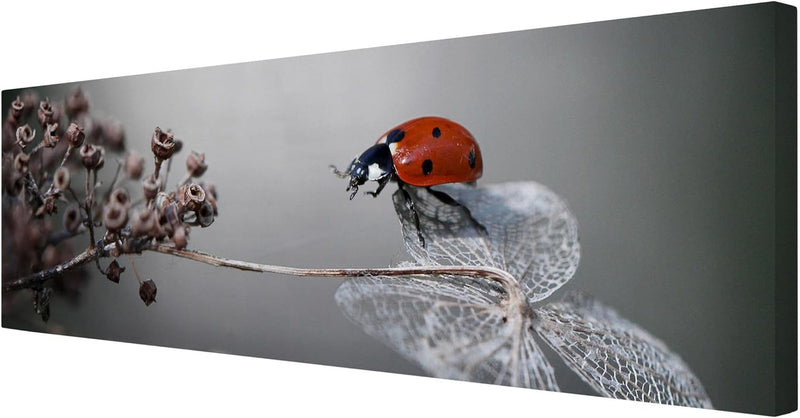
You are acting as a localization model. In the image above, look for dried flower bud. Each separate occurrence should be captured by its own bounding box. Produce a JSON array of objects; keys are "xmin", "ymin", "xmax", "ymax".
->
[
  {"xmin": 15, "ymin": 124, "xmax": 35, "ymax": 148},
  {"xmin": 106, "ymin": 260, "xmax": 125, "ymax": 283},
  {"xmin": 37, "ymin": 98, "xmax": 55, "ymax": 127},
  {"xmin": 64, "ymin": 206, "xmax": 82, "ymax": 232},
  {"xmin": 9, "ymin": 96, "xmax": 24, "ymax": 121},
  {"xmin": 34, "ymin": 287, "xmax": 52, "ymax": 322},
  {"xmin": 36, "ymin": 193, "xmax": 58, "ymax": 216},
  {"xmin": 163, "ymin": 202, "xmax": 181, "ymax": 234},
  {"xmin": 54, "ymin": 167, "xmax": 70, "ymax": 191},
  {"xmin": 102, "ymin": 202, "xmax": 128, "ymax": 232},
  {"xmin": 131, "ymin": 208, "xmax": 156, "ymax": 237},
  {"xmin": 14, "ymin": 152, "xmax": 30, "ymax": 173},
  {"xmin": 42, "ymin": 123, "xmax": 60, "ymax": 148},
  {"xmin": 65, "ymin": 122, "xmax": 85, "ymax": 148},
  {"xmin": 178, "ymin": 183, "xmax": 206, "ymax": 212},
  {"xmin": 110, "ymin": 187, "xmax": 131, "ymax": 208},
  {"xmin": 101, "ymin": 120, "xmax": 125, "ymax": 149},
  {"xmin": 80, "ymin": 143, "xmax": 105, "ymax": 170},
  {"xmin": 151, "ymin": 127, "xmax": 176, "ymax": 161},
  {"xmin": 65, "ymin": 88, "xmax": 89, "ymax": 117},
  {"xmin": 186, "ymin": 151, "xmax": 207, "ymax": 178},
  {"xmin": 196, "ymin": 200, "xmax": 215, "ymax": 227},
  {"xmin": 124, "ymin": 151, "xmax": 145, "ymax": 179},
  {"xmin": 139, "ymin": 279, "xmax": 157, "ymax": 306},
  {"xmin": 142, "ymin": 175, "xmax": 160, "ymax": 201},
  {"xmin": 172, "ymin": 225, "xmax": 188, "ymax": 250}
]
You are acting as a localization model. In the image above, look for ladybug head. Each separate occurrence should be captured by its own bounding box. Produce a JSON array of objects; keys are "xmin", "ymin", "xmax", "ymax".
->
[{"xmin": 332, "ymin": 143, "xmax": 393, "ymax": 200}]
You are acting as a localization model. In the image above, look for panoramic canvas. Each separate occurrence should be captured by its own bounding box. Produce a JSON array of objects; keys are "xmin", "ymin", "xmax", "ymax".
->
[{"xmin": 1, "ymin": 2, "xmax": 796, "ymax": 416}]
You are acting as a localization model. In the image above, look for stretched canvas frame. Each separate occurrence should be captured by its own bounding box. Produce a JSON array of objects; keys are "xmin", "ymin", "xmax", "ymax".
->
[{"xmin": 1, "ymin": 2, "xmax": 796, "ymax": 416}]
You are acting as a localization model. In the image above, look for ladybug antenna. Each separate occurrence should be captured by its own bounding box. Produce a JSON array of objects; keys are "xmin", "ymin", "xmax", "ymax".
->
[{"xmin": 329, "ymin": 164, "xmax": 350, "ymax": 178}]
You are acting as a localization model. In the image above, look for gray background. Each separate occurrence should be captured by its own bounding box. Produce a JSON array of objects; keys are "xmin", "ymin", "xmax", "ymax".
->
[{"xmin": 2, "ymin": 3, "xmax": 785, "ymax": 415}]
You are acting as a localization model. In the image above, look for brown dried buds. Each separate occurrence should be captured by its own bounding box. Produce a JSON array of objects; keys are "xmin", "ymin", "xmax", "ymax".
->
[
  {"xmin": 110, "ymin": 188, "xmax": 131, "ymax": 208},
  {"xmin": 124, "ymin": 151, "xmax": 145, "ymax": 179},
  {"xmin": 80, "ymin": 144, "xmax": 105, "ymax": 170},
  {"xmin": 65, "ymin": 88, "xmax": 89, "ymax": 117},
  {"xmin": 15, "ymin": 124, "xmax": 35, "ymax": 148},
  {"xmin": 130, "ymin": 208, "xmax": 157, "ymax": 237},
  {"xmin": 43, "ymin": 123, "xmax": 60, "ymax": 148},
  {"xmin": 65, "ymin": 122, "xmax": 85, "ymax": 148},
  {"xmin": 139, "ymin": 279, "xmax": 157, "ymax": 306},
  {"xmin": 151, "ymin": 127, "xmax": 176, "ymax": 161},
  {"xmin": 37, "ymin": 98, "xmax": 56, "ymax": 128},
  {"xmin": 142, "ymin": 175, "xmax": 160, "ymax": 201},
  {"xmin": 178, "ymin": 183, "xmax": 206, "ymax": 212},
  {"xmin": 63, "ymin": 206, "xmax": 82, "ymax": 233},
  {"xmin": 54, "ymin": 167, "xmax": 70, "ymax": 191},
  {"xmin": 102, "ymin": 202, "xmax": 128, "ymax": 233},
  {"xmin": 14, "ymin": 153, "xmax": 30, "ymax": 173},
  {"xmin": 186, "ymin": 151, "xmax": 207, "ymax": 177},
  {"xmin": 9, "ymin": 96, "xmax": 25, "ymax": 122},
  {"xmin": 106, "ymin": 260, "xmax": 125, "ymax": 283}
]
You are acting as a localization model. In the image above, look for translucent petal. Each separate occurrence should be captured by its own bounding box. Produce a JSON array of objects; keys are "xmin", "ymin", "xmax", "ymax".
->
[
  {"xmin": 535, "ymin": 291, "xmax": 713, "ymax": 408},
  {"xmin": 395, "ymin": 182, "xmax": 580, "ymax": 303},
  {"xmin": 335, "ymin": 272, "xmax": 559, "ymax": 390}
]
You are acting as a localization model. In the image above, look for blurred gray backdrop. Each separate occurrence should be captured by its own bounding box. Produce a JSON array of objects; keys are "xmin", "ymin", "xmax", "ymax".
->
[{"xmin": 2, "ymin": 3, "xmax": 788, "ymax": 415}]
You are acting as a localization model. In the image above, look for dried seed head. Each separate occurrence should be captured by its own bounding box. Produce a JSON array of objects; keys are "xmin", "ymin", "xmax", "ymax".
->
[
  {"xmin": 80, "ymin": 143, "xmax": 105, "ymax": 170},
  {"xmin": 64, "ymin": 205, "xmax": 81, "ymax": 233},
  {"xmin": 196, "ymin": 200, "xmax": 215, "ymax": 227},
  {"xmin": 9, "ymin": 96, "xmax": 24, "ymax": 121},
  {"xmin": 186, "ymin": 151, "xmax": 207, "ymax": 178},
  {"xmin": 65, "ymin": 122, "xmax": 85, "ymax": 148},
  {"xmin": 54, "ymin": 167, "xmax": 70, "ymax": 191},
  {"xmin": 36, "ymin": 193, "xmax": 58, "ymax": 216},
  {"xmin": 131, "ymin": 208, "xmax": 157, "ymax": 237},
  {"xmin": 101, "ymin": 120, "xmax": 125, "ymax": 150},
  {"xmin": 178, "ymin": 183, "xmax": 206, "ymax": 212},
  {"xmin": 15, "ymin": 124, "xmax": 35, "ymax": 148},
  {"xmin": 14, "ymin": 152, "xmax": 30, "ymax": 173},
  {"xmin": 110, "ymin": 187, "xmax": 131, "ymax": 208},
  {"xmin": 43, "ymin": 123, "xmax": 60, "ymax": 148},
  {"xmin": 151, "ymin": 127, "xmax": 176, "ymax": 161},
  {"xmin": 106, "ymin": 260, "xmax": 125, "ymax": 283},
  {"xmin": 142, "ymin": 175, "xmax": 160, "ymax": 201},
  {"xmin": 37, "ymin": 98, "xmax": 55, "ymax": 127},
  {"xmin": 65, "ymin": 87, "xmax": 89, "ymax": 117},
  {"xmin": 102, "ymin": 202, "xmax": 128, "ymax": 232},
  {"xmin": 124, "ymin": 151, "xmax": 145, "ymax": 179},
  {"xmin": 172, "ymin": 225, "xmax": 189, "ymax": 249},
  {"xmin": 139, "ymin": 279, "xmax": 157, "ymax": 306}
]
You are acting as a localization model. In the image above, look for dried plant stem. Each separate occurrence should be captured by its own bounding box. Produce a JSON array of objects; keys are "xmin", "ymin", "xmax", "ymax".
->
[
  {"xmin": 4, "ymin": 243, "xmax": 523, "ymax": 307},
  {"xmin": 84, "ymin": 167, "xmax": 96, "ymax": 248}
]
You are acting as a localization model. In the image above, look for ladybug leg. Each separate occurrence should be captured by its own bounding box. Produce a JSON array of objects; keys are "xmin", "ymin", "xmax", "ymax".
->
[
  {"xmin": 397, "ymin": 182, "xmax": 426, "ymax": 248},
  {"xmin": 365, "ymin": 176, "xmax": 390, "ymax": 198}
]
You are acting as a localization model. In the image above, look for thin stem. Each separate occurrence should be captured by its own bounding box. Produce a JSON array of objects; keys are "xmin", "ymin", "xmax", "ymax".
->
[
  {"xmin": 84, "ymin": 167, "xmax": 96, "ymax": 248},
  {"xmin": 127, "ymin": 254, "xmax": 143, "ymax": 285}
]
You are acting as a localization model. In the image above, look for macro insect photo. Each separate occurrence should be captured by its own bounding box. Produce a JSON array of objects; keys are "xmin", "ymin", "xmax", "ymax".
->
[{"xmin": 1, "ymin": 3, "xmax": 793, "ymax": 416}]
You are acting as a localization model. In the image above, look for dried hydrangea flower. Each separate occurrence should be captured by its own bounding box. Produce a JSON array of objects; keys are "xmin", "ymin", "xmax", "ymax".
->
[
  {"xmin": 42, "ymin": 123, "xmax": 60, "ymax": 148},
  {"xmin": 37, "ymin": 98, "xmax": 55, "ymax": 127}
]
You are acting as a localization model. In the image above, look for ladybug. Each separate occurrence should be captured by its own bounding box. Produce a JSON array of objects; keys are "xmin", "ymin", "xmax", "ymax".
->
[{"xmin": 332, "ymin": 116, "xmax": 483, "ymax": 200}]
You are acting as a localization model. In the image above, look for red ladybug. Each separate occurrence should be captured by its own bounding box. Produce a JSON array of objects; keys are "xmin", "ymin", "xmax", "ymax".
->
[{"xmin": 332, "ymin": 116, "xmax": 483, "ymax": 200}]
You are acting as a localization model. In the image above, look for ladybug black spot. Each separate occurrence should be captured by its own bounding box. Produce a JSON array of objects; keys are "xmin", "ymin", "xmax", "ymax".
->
[
  {"xmin": 432, "ymin": 127, "xmax": 441, "ymax": 138},
  {"xmin": 422, "ymin": 159, "xmax": 433, "ymax": 175},
  {"xmin": 468, "ymin": 149, "xmax": 476, "ymax": 169},
  {"xmin": 387, "ymin": 129, "xmax": 405, "ymax": 144}
]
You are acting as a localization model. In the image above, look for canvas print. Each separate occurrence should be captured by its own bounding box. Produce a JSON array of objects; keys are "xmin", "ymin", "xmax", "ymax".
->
[{"xmin": 1, "ymin": 2, "xmax": 795, "ymax": 416}]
